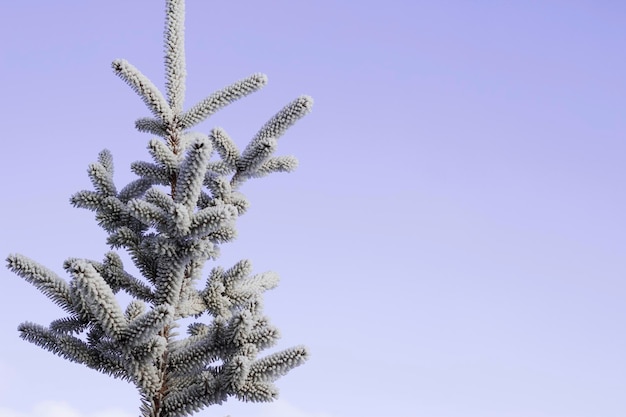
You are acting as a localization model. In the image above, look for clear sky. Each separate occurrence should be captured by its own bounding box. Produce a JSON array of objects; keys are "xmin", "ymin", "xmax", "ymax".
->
[{"xmin": 1, "ymin": 1, "xmax": 625, "ymax": 417}]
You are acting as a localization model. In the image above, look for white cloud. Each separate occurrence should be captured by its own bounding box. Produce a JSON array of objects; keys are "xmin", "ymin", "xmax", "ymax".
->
[
  {"xmin": 0, "ymin": 360, "xmax": 12, "ymax": 395},
  {"xmin": 0, "ymin": 401, "xmax": 134, "ymax": 417},
  {"xmin": 0, "ymin": 400, "xmax": 338, "ymax": 417},
  {"xmin": 258, "ymin": 400, "xmax": 337, "ymax": 417}
]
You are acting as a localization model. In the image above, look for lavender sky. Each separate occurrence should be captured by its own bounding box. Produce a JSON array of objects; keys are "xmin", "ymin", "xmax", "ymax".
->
[{"xmin": 1, "ymin": 1, "xmax": 625, "ymax": 417}]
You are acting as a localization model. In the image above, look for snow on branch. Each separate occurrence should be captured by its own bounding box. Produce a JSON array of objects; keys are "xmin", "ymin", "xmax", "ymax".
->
[
  {"xmin": 112, "ymin": 59, "xmax": 173, "ymax": 122},
  {"xmin": 8, "ymin": 1, "xmax": 313, "ymax": 416},
  {"xmin": 180, "ymin": 73, "xmax": 268, "ymax": 129}
]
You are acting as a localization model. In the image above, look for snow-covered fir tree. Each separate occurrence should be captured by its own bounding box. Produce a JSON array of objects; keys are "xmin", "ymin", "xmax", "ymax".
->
[{"xmin": 6, "ymin": 1, "xmax": 312, "ymax": 416}]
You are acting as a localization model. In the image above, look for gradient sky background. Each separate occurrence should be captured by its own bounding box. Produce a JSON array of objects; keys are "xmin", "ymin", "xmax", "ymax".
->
[{"xmin": 1, "ymin": 1, "xmax": 625, "ymax": 417}]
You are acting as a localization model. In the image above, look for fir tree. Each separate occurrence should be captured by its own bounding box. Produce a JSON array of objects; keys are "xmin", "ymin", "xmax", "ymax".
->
[{"xmin": 6, "ymin": 1, "xmax": 312, "ymax": 416}]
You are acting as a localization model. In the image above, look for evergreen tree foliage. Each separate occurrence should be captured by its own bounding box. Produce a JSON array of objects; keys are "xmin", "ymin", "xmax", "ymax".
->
[{"xmin": 6, "ymin": 1, "xmax": 312, "ymax": 416}]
